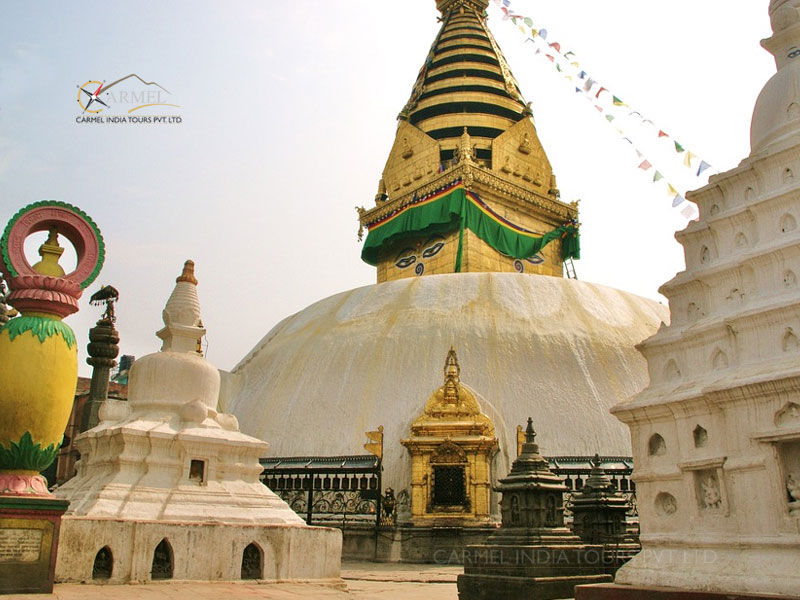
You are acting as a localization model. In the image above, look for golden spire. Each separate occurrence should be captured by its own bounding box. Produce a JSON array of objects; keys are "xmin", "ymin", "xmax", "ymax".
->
[
  {"xmin": 32, "ymin": 227, "xmax": 66, "ymax": 277},
  {"xmin": 436, "ymin": 0, "xmax": 489, "ymax": 15},
  {"xmin": 443, "ymin": 346, "xmax": 461, "ymax": 404}
]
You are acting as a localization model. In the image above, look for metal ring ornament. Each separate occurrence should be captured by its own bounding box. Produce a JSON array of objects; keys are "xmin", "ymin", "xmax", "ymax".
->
[{"xmin": 1, "ymin": 201, "xmax": 105, "ymax": 290}]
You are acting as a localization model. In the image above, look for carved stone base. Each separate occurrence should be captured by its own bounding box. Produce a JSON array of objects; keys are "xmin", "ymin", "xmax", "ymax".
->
[
  {"xmin": 575, "ymin": 583, "xmax": 800, "ymax": 600},
  {"xmin": 0, "ymin": 495, "xmax": 69, "ymax": 594},
  {"xmin": 457, "ymin": 543, "xmax": 613, "ymax": 600}
]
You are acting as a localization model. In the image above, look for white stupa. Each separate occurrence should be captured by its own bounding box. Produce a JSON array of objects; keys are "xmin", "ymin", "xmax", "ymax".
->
[
  {"xmin": 54, "ymin": 261, "xmax": 341, "ymax": 584},
  {"xmin": 599, "ymin": 1, "xmax": 800, "ymax": 596}
]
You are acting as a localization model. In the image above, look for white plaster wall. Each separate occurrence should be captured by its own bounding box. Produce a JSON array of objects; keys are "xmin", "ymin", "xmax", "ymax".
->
[{"xmin": 55, "ymin": 517, "xmax": 342, "ymax": 583}]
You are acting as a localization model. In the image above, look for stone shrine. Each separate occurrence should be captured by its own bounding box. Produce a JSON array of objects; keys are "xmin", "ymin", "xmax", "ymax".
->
[
  {"xmin": 458, "ymin": 419, "xmax": 611, "ymax": 599},
  {"xmin": 54, "ymin": 261, "xmax": 341, "ymax": 584}
]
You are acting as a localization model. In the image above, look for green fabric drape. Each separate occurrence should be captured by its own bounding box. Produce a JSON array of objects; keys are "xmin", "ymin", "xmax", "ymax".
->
[{"xmin": 360, "ymin": 185, "xmax": 579, "ymax": 270}]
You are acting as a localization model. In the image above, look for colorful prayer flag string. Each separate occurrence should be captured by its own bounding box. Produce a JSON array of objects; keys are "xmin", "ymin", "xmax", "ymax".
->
[{"xmin": 490, "ymin": 0, "xmax": 705, "ymax": 221}]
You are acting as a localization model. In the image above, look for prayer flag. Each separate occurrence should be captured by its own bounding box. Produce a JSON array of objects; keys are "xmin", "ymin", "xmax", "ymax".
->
[
  {"xmin": 596, "ymin": 86, "xmax": 608, "ymax": 98},
  {"xmin": 675, "ymin": 141, "xmax": 685, "ymax": 153},
  {"xmin": 638, "ymin": 160, "xmax": 652, "ymax": 171},
  {"xmin": 578, "ymin": 70, "xmax": 587, "ymax": 79},
  {"xmin": 549, "ymin": 42, "xmax": 561, "ymax": 52},
  {"xmin": 668, "ymin": 184, "xmax": 678, "ymax": 196},
  {"xmin": 605, "ymin": 115, "xmax": 615, "ymax": 122},
  {"xmin": 575, "ymin": 87, "xmax": 582, "ymax": 93},
  {"xmin": 583, "ymin": 78, "xmax": 594, "ymax": 92},
  {"xmin": 612, "ymin": 96, "xmax": 626, "ymax": 106},
  {"xmin": 546, "ymin": 54, "xmax": 555, "ymax": 62},
  {"xmin": 539, "ymin": 28, "xmax": 548, "ymax": 39},
  {"xmin": 623, "ymin": 137, "xmax": 633, "ymax": 145},
  {"xmin": 565, "ymin": 51, "xmax": 575, "ymax": 59},
  {"xmin": 684, "ymin": 151, "xmax": 696, "ymax": 168},
  {"xmin": 681, "ymin": 204, "xmax": 698, "ymax": 220},
  {"xmin": 658, "ymin": 130, "xmax": 668, "ymax": 138},
  {"xmin": 672, "ymin": 194, "xmax": 686, "ymax": 207},
  {"xmin": 524, "ymin": 17, "xmax": 533, "ymax": 26},
  {"xmin": 653, "ymin": 171, "xmax": 663, "ymax": 182},
  {"xmin": 556, "ymin": 63, "xmax": 562, "ymax": 72},
  {"xmin": 595, "ymin": 105, "xmax": 603, "ymax": 112},
  {"xmin": 697, "ymin": 160, "xmax": 712, "ymax": 176}
]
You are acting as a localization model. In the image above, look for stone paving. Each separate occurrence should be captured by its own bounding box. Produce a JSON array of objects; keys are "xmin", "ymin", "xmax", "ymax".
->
[{"xmin": 4, "ymin": 562, "xmax": 461, "ymax": 600}]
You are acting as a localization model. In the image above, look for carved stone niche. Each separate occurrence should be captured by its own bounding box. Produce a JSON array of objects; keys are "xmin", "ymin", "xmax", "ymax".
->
[
  {"xmin": 677, "ymin": 457, "xmax": 729, "ymax": 516},
  {"xmin": 752, "ymin": 401, "xmax": 800, "ymax": 517}
]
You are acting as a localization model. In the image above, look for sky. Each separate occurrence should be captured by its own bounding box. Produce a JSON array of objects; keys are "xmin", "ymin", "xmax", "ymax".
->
[{"xmin": 0, "ymin": 1, "xmax": 776, "ymax": 376}]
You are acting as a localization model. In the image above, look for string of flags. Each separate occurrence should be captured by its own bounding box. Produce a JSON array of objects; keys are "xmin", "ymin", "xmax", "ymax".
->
[{"xmin": 489, "ymin": 0, "xmax": 709, "ymax": 221}]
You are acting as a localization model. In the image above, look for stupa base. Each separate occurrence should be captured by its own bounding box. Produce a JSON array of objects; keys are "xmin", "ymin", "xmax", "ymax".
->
[
  {"xmin": 457, "ymin": 543, "xmax": 613, "ymax": 600},
  {"xmin": 0, "ymin": 495, "xmax": 69, "ymax": 594},
  {"xmin": 55, "ymin": 516, "xmax": 342, "ymax": 584},
  {"xmin": 575, "ymin": 583, "xmax": 800, "ymax": 600}
]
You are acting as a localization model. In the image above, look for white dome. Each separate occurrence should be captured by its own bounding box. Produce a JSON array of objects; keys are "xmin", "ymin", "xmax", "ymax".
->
[
  {"xmin": 750, "ymin": 59, "xmax": 800, "ymax": 154},
  {"xmin": 225, "ymin": 273, "xmax": 668, "ymax": 493},
  {"xmin": 751, "ymin": 6, "xmax": 800, "ymax": 155}
]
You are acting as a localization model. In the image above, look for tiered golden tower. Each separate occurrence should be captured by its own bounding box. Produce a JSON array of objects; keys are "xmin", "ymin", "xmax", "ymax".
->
[{"xmin": 358, "ymin": 0, "xmax": 579, "ymax": 283}]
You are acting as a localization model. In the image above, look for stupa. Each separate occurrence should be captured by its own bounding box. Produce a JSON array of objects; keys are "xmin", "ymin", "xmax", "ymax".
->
[
  {"xmin": 578, "ymin": 0, "xmax": 800, "ymax": 597},
  {"xmin": 223, "ymin": 0, "xmax": 667, "ymax": 558},
  {"xmin": 54, "ymin": 261, "xmax": 341, "ymax": 584}
]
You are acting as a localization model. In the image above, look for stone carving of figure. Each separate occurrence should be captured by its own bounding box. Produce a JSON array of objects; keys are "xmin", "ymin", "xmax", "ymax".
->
[
  {"xmin": 787, "ymin": 472, "xmax": 800, "ymax": 502},
  {"xmin": 518, "ymin": 132, "xmax": 532, "ymax": 155},
  {"xmin": 382, "ymin": 487, "xmax": 397, "ymax": 524},
  {"xmin": 701, "ymin": 476, "xmax": 722, "ymax": 509},
  {"xmin": 401, "ymin": 136, "xmax": 413, "ymax": 159}
]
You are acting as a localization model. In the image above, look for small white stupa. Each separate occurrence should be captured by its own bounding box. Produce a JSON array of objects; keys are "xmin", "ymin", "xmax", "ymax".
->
[{"xmin": 54, "ymin": 261, "xmax": 341, "ymax": 584}]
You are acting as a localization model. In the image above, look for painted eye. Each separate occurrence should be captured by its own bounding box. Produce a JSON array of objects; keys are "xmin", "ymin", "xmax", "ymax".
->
[
  {"xmin": 789, "ymin": 47, "xmax": 800, "ymax": 59},
  {"xmin": 395, "ymin": 256, "xmax": 417, "ymax": 269},
  {"xmin": 422, "ymin": 242, "xmax": 445, "ymax": 258},
  {"xmin": 526, "ymin": 253, "xmax": 544, "ymax": 265}
]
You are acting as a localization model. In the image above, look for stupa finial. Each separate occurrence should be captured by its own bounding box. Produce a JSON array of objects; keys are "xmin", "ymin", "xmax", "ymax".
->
[
  {"xmin": 158, "ymin": 260, "xmax": 205, "ymax": 353},
  {"xmin": 176, "ymin": 259, "xmax": 198, "ymax": 285},
  {"xmin": 526, "ymin": 417, "xmax": 536, "ymax": 444},
  {"xmin": 32, "ymin": 226, "xmax": 66, "ymax": 277},
  {"xmin": 436, "ymin": 0, "xmax": 489, "ymax": 16},
  {"xmin": 443, "ymin": 346, "xmax": 461, "ymax": 403}
]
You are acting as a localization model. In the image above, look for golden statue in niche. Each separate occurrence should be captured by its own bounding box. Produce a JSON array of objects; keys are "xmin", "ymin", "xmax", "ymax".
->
[{"xmin": 401, "ymin": 347, "xmax": 498, "ymax": 525}]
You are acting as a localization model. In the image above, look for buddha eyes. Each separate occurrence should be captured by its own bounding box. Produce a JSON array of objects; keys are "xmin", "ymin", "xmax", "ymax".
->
[
  {"xmin": 422, "ymin": 242, "xmax": 445, "ymax": 258},
  {"xmin": 394, "ymin": 237, "xmax": 445, "ymax": 271},
  {"xmin": 395, "ymin": 255, "xmax": 417, "ymax": 269}
]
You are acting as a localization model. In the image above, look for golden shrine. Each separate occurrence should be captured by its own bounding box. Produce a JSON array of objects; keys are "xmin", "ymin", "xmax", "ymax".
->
[
  {"xmin": 401, "ymin": 347, "xmax": 498, "ymax": 525},
  {"xmin": 358, "ymin": 0, "xmax": 579, "ymax": 283}
]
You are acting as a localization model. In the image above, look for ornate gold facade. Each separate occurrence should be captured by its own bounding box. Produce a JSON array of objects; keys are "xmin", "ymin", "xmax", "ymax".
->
[
  {"xmin": 401, "ymin": 347, "xmax": 498, "ymax": 525},
  {"xmin": 358, "ymin": 0, "xmax": 578, "ymax": 283}
]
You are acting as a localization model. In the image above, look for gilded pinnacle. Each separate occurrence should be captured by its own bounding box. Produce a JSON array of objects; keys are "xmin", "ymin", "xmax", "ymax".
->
[
  {"xmin": 176, "ymin": 259, "xmax": 198, "ymax": 285},
  {"xmin": 32, "ymin": 226, "xmax": 66, "ymax": 277},
  {"xmin": 436, "ymin": 0, "xmax": 489, "ymax": 16}
]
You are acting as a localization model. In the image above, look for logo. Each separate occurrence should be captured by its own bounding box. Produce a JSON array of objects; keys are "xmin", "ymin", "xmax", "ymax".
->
[{"xmin": 75, "ymin": 74, "xmax": 182, "ymax": 124}]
